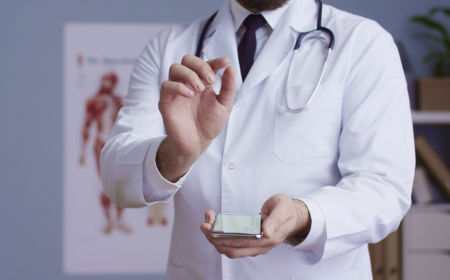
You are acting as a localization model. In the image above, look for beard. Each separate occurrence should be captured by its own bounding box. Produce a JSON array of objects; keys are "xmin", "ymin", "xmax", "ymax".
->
[{"xmin": 236, "ymin": 0, "xmax": 290, "ymax": 12}]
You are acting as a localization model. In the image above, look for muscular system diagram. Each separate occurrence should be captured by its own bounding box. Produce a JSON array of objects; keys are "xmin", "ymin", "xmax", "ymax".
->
[
  {"xmin": 79, "ymin": 72, "xmax": 131, "ymax": 234},
  {"xmin": 78, "ymin": 72, "xmax": 168, "ymax": 234}
]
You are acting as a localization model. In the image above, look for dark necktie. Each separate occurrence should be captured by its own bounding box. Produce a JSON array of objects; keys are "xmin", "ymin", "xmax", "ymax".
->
[{"xmin": 238, "ymin": 14, "xmax": 267, "ymax": 81}]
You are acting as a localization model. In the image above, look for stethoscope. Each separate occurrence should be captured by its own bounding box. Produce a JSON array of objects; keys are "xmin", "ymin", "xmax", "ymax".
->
[{"xmin": 195, "ymin": 0, "xmax": 335, "ymax": 114}]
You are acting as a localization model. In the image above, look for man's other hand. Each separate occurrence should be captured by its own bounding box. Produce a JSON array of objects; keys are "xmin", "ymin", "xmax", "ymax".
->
[{"xmin": 200, "ymin": 194, "xmax": 312, "ymax": 259}]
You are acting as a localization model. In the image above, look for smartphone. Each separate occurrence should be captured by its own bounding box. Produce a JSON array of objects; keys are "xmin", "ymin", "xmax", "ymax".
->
[{"xmin": 211, "ymin": 213, "xmax": 263, "ymax": 239}]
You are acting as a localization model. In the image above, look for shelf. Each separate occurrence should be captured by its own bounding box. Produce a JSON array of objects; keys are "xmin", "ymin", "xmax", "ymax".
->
[
  {"xmin": 412, "ymin": 111, "xmax": 450, "ymax": 124},
  {"xmin": 410, "ymin": 204, "xmax": 450, "ymax": 211}
]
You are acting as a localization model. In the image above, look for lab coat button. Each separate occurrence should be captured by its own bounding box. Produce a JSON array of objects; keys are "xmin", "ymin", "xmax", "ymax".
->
[
  {"xmin": 228, "ymin": 164, "xmax": 235, "ymax": 170},
  {"xmin": 235, "ymin": 102, "xmax": 240, "ymax": 107}
]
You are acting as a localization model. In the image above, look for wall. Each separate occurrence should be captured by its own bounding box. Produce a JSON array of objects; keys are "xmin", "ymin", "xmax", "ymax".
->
[{"xmin": 0, "ymin": 0, "xmax": 448, "ymax": 279}]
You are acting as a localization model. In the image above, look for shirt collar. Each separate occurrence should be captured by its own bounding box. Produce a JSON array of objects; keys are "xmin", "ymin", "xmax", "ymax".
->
[{"xmin": 230, "ymin": 0, "xmax": 292, "ymax": 33}]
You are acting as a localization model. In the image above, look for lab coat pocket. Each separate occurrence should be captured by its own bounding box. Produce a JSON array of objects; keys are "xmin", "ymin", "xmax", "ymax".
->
[
  {"xmin": 166, "ymin": 259, "xmax": 190, "ymax": 280},
  {"xmin": 274, "ymin": 84, "xmax": 343, "ymax": 164}
]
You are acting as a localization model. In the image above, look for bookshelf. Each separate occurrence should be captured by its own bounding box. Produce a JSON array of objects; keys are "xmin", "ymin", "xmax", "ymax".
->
[
  {"xmin": 404, "ymin": 109, "xmax": 450, "ymax": 280},
  {"xmin": 411, "ymin": 111, "xmax": 450, "ymax": 125},
  {"xmin": 402, "ymin": 204, "xmax": 450, "ymax": 280}
]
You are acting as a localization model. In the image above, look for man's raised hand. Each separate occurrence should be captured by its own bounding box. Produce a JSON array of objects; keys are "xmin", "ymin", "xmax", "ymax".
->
[{"xmin": 157, "ymin": 55, "xmax": 236, "ymax": 182}]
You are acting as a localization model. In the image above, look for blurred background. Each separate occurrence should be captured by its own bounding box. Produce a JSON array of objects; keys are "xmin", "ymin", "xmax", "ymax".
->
[{"xmin": 1, "ymin": 0, "xmax": 449, "ymax": 279}]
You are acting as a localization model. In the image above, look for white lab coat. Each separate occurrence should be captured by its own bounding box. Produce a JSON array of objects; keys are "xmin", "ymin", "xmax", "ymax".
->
[{"xmin": 100, "ymin": 0, "xmax": 415, "ymax": 279}]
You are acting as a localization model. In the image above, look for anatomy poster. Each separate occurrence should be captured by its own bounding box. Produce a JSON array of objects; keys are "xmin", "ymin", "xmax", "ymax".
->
[{"xmin": 64, "ymin": 23, "xmax": 171, "ymax": 274}]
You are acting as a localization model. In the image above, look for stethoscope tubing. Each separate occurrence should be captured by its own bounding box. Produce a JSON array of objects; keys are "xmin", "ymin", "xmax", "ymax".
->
[
  {"xmin": 283, "ymin": 47, "xmax": 332, "ymax": 113},
  {"xmin": 196, "ymin": 0, "xmax": 335, "ymax": 114}
]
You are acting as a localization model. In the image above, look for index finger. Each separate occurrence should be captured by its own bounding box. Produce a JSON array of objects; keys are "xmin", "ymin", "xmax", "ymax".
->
[{"xmin": 207, "ymin": 57, "xmax": 231, "ymax": 74}]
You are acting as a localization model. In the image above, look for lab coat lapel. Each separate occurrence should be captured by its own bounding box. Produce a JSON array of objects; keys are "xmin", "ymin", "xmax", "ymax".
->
[
  {"xmin": 237, "ymin": 0, "xmax": 318, "ymax": 101},
  {"xmin": 202, "ymin": 0, "xmax": 243, "ymax": 92}
]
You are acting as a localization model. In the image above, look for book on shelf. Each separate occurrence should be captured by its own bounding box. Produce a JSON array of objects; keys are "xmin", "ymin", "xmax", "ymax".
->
[
  {"xmin": 369, "ymin": 229, "xmax": 401, "ymax": 280},
  {"xmin": 384, "ymin": 230, "xmax": 401, "ymax": 280},
  {"xmin": 369, "ymin": 241, "xmax": 384, "ymax": 280},
  {"xmin": 412, "ymin": 166, "xmax": 434, "ymax": 205},
  {"xmin": 415, "ymin": 135, "xmax": 450, "ymax": 202}
]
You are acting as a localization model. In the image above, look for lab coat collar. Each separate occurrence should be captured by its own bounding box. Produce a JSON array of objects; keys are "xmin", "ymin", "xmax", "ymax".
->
[
  {"xmin": 287, "ymin": 0, "xmax": 319, "ymax": 33},
  {"xmin": 202, "ymin": 0, "xmax": 319, "ymax": 98},
  {"xmin": 202, "ymin": 0, "xmax": 243, "ymax": 91}
]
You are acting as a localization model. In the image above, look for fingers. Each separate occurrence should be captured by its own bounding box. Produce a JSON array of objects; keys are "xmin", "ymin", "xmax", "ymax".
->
[
  {"xmin": 199, "ymin": 208, "xmax": 277, "ymax": 259},
  {"xmin": 167, "ymin": 56, "xmax": 230, "ymax": 92},
  {"xmin": 206, "ymin": 57, "xmax": 231, "ymax": 74},
  {"xmin": 181, "ymin": 55, "xmax": 230, "ymax": 82},
  {"xmin": 180, "ymin": 54, "xmax": 219, "ymax": 84},
  {"xmin": 217, "ymin": 66, "xmax": 236, "ymax": 108},
  {"xmin": 164, "ymin": 55, "xmax": 233, "ymax": 105},
  {"xmin": 160, "ymin": 80, "xmax": 194, "ymax": 104},
  {"xmin": 169, "ymin": 63, "xmax": 206, "ymax": 92},
  {"xmin": 212, "ymin": 237, "xmax": 276, "ymax": 248},
  {"xmin": 214, "ymin": 245, "xmax": 272, "ymax": 259}
]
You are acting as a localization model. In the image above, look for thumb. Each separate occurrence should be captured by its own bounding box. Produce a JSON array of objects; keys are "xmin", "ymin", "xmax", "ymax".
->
[
  {"xmin": 216, "ymin": 66, "xmax": 236, "ymax": 108},
  {"xmin": 205, "ymin": 209, "xmax": 216, "ymax": 225},
  {"xmin": 261, "ymin": 199, "xmax": 286, "ymax": 239}
]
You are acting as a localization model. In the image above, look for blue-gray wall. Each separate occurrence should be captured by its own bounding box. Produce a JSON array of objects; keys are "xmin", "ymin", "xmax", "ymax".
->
[{"xmin": 0, "ymin": 0, "xmax": 448, "ymax": 279}]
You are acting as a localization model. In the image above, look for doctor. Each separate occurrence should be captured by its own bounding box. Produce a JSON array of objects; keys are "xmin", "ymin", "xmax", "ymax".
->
[{"xmin": 100, "ymin": 0, "xmax": 415, "ymax": 279}]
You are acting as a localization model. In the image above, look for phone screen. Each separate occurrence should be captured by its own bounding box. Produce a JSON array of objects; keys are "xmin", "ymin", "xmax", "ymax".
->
[{"xmin": 212, "ymin": 213, "xmax": 261, "ymax": 235}]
